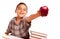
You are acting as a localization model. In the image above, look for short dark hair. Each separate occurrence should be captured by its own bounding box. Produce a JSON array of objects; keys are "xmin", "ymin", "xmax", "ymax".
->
[{"xmin": 15, "ymin": 2, "xmax": 27, "ymax": 11}]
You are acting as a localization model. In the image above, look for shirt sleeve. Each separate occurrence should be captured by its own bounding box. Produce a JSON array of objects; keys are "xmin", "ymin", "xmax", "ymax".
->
[
  {"xmin": 5, "ymin": 20, "xmax": 12, "ymax": 35},
  {"xmin": 23, "ymin": 17, "xmax": 31, "ymax": 30}
]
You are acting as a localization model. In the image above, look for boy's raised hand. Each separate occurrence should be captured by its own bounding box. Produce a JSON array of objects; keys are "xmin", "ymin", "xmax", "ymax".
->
[{"xmin": 26, "ymin": 6, "xmax": 49, "ymax": 22}]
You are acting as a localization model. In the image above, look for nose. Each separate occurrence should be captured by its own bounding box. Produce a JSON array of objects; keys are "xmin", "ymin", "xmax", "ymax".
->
[{"xmin": 21, "ymin": 9, "xmax": 24, "ymax": 13}]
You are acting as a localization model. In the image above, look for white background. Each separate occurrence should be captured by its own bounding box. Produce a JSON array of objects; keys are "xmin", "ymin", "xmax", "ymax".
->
[{"xmin": 0, "ymin": 0, "xmax": 60, "ymax": 39}]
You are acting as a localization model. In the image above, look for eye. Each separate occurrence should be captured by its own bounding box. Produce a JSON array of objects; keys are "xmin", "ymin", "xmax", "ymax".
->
[
  {"xmin": 17, "ymin": 8, "xmax": 21, "ymax": 10},
  {"xmin": 23, "ymin": 9, "xmax": 26, "ymax": 11}
]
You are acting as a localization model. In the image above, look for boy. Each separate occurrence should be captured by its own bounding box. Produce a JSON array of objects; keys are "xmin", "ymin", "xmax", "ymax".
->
[{"xmin": 5, "ymin": 2, "xmax": 41, "ymax": 39}]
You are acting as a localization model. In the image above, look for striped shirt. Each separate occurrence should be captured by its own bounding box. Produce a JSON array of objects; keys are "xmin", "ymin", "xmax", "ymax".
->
[{"xmin": 6, "ymin": 17, "xmax": 31, "ymax": 38}]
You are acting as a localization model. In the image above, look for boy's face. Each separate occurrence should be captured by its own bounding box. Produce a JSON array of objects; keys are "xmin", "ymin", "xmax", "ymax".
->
[{"xmin": 15, "ymin": 4, "xmax": 27, "ymax": 18}]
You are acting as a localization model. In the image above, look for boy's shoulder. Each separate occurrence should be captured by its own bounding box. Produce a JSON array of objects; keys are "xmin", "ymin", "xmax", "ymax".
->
[
  {"xmin": 9, "ymin": 17, "xmax": 16, "ymax": 22},
  {"xmin": 10, "ymin": 16, "xmax": 29, "ymax": 22},
  {"xmin": 11, "ymin": 17, "xmax": 16, "ymax": 21}
]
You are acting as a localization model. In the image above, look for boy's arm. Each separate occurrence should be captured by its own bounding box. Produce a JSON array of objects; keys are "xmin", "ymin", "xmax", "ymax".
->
[
  {"xmin": 5, "ymin": 21, "xmax": 12, "ymax": 35},
  {"xmin": 26, "ymin": 11, "xmax": 41, "ymax": 22}
]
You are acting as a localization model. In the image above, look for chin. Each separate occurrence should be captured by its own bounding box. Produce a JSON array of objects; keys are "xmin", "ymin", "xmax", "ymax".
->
[{"xmin": 19, "ymin": 15, "xmax": 25, "ymax": 18}]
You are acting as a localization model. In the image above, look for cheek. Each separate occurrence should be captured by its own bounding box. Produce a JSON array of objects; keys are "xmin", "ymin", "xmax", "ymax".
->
[
  {"xmin": 25, "ymin": 12, "xmax": 27, "ymax": 15},
  {"xmin": 24, "ymin": 11, "xmax": 27, "ymax": 14}
]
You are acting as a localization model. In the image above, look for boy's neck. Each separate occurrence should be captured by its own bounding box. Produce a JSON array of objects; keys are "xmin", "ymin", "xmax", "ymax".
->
[{"xmin": 16, "ymin": 16, "xmax": 23, "ymax": 21}]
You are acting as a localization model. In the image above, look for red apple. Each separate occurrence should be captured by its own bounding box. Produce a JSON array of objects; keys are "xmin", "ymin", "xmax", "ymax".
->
[{"xmin": 40, "ymin": 6, "xmax": 49, "ymax": 16}]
